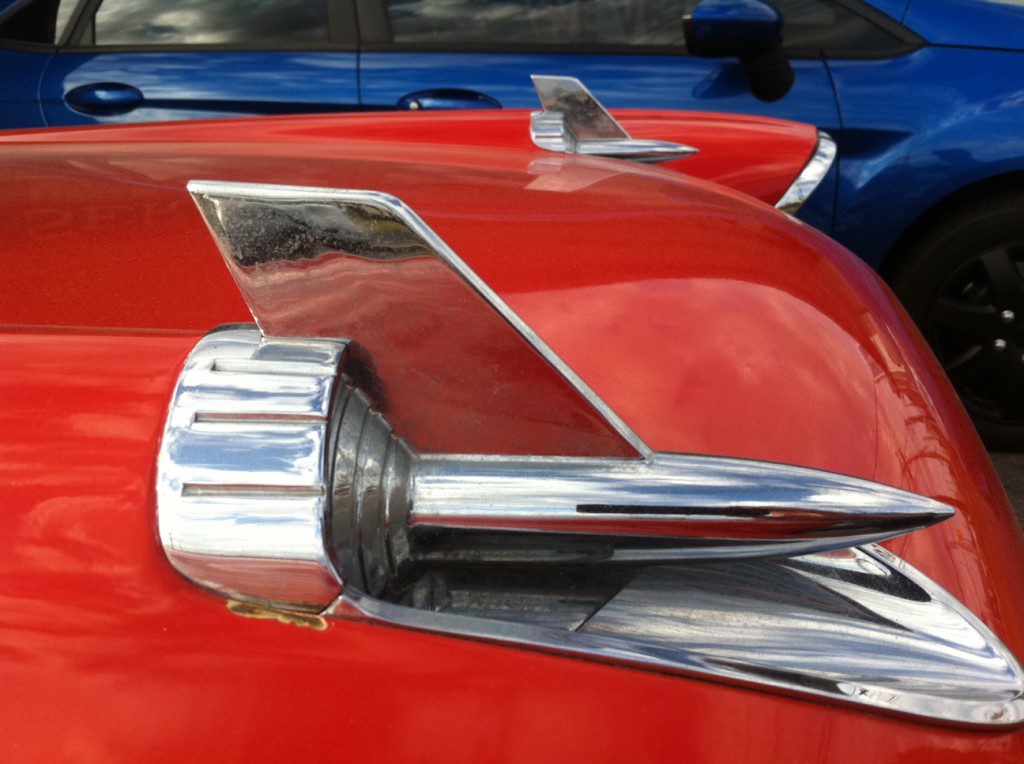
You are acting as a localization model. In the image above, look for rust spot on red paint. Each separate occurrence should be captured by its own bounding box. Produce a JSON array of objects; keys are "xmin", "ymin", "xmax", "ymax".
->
[{"xmin": 226, "ymin": 600, "xmax": 329, "ymax": 631}]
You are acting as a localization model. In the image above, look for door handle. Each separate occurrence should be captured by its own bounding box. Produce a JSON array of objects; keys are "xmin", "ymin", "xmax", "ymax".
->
[
  {"xmin": 65, "ymin": 82, "xmax": 144, "ymax": 116},
  {"xmin": 397, "ymin": 88, "xmax": 501, "ymax": 111}
]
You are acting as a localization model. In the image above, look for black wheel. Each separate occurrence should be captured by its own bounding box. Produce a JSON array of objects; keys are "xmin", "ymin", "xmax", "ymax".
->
[{"xmin": 888, "ymin": 193, "xmax": 1024, "ymax": 450}]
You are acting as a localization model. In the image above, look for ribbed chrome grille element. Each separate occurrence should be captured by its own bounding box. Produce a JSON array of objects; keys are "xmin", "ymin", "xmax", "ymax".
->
[{"xmin": 157, "ymin": 328, "xmax": 347, "ymax": 611}]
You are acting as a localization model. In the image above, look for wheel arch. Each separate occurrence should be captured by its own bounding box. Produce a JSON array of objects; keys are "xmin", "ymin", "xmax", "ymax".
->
[{"xmin": 881, "ymin": 170, "xmax": 1024, "ymax": 282}]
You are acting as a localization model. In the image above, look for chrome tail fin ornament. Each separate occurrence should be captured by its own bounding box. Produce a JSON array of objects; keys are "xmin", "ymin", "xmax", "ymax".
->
[
  {"xmin": 530, "ymin": 75, "xmax": 697, "ymax": 163},
  {"xmin": 157, "ymin": 180, "xmax": 1024, "ymax": 727}
]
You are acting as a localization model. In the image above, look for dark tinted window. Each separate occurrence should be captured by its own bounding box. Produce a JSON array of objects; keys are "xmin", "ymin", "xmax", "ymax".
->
[
  {"xmin": 88, "ymin": 0, "xmax": 328, "ymax": 46},
  {"xmin": 776, "ymin": 0, "xmax": 901, "ymax": 56},
  {"xmin": 382, "ymin": 0, "xmax": 904, "ymax": 57},
  {"xmin": 386, "ymin": 0, "xmax": 689, "ymax": 48},
  {"xmin": 0, "ymin": 0, "xmax": 79, "ymax": 44}
]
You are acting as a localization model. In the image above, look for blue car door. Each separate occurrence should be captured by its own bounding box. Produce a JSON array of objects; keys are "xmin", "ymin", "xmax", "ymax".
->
[
  {"xmin": 39, "ymin": 0, "xmax": 359, "ymax": 126},
  {"xmin": 0, "ymin": 0, "xmax": 79, "ymax": 128},
  {"xmin": 354, "ymin": 0, "xmax": 900, "ymax": 233}
]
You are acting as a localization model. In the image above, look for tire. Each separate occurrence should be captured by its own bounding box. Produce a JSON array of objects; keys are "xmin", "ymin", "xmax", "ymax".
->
[{"xmin": 888, "ymin": 192, "xmax": 1024, "ymax": 450}]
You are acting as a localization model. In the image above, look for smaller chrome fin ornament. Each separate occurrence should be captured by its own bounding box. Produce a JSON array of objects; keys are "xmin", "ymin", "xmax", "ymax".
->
[
  {"xmin": 776, "ymin": 129, "xmax": 837, "ymax": 215},
  {"xmin": 530, "ymin": 75, "xmax": 697, "ymax": 163},
  {"xmin": 156, "ymin": 180, "xmax": 1024, "ymax": 727}
]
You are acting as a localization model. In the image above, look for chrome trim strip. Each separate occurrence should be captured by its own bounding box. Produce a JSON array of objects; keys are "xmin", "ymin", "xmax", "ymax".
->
[
  {"xmin": 329, "ymin": 545, "xmax": 1024, "ymax": 728},
  {"xmin": 188, "ymin": 180, "xmax": 650, "ymax": 460},
  {"xmin": 530, "ymin": 75, "xmax": 697, "ymax": 164},
  {"xmin": 409, "ymin": 453, "xmax": 954, "ymax": 558},
  {"xmin": 156, "ymin": 328, "xmax": 347, "ymax": 611},
  {"xmin": 776, "ymin": 130, "xmax": 837, "ymax": 215}
]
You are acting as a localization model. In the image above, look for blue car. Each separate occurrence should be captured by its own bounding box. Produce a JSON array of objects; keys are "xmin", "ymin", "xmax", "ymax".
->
[{"xmin": 3, "ymin": 0, "xmax": 1024, "ymax": 445}]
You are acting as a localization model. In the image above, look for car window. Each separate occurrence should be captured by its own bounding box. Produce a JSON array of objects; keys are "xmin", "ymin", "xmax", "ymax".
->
[
  {"xmin": 82, "ymin": 0, "xmax": 329, "ymax": 47},
  {"xmin": 0, "ymin": 0, "xmax": 80, "ymax": 44},
  {"xmin": 385, "ymin": 0, "xmax": 689, "ymax": 48},
  {"xmin": 776, "ymin": 0, "xmax": 902, "ymax": 56},
  {"xmin": 379, "ymin": 0, "xmax": 905, "ymax": 57}
]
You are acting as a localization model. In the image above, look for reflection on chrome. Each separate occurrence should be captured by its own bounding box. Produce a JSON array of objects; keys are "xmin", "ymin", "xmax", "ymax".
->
[
  {"xmin": 530, "ymin": 75, "xmax": 697, "ymax": 163},
  {"xmin": 333, "ymin": 546, "xmax": 1024, "ymax": 727},
  {"xmin": 776, "ymin": 130, "xmax": 837, "ymax": 215}
]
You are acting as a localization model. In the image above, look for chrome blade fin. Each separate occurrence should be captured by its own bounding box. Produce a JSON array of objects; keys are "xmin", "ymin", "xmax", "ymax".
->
[
  {"xmin": 531, "ymin": 74, "xmax": 632, "ymax": 142},
  {"xmin": 187, "ymin": 180, "xmax": 647, "ymax": 458}
]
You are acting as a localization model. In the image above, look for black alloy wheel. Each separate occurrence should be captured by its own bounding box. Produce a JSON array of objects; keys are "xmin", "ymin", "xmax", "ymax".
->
[
  {"xmin": 889, "ymin": 192, "xmax": 1024, "ymax": 449},
  {"xmin": 927, "ymin": 243, "xmax": 1024, "ymax": 425}
]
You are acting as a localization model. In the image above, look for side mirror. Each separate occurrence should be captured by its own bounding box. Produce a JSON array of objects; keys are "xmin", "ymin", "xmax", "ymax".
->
[{"xmin": 684, "ymin": 0, "xmax": 795, "ymax": 102}]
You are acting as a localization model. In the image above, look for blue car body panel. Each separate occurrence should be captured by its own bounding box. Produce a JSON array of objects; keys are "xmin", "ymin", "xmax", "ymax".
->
[
  {"xmin": 859, "ymin": 0, "xmax": 909, "ymax": 21},
  {"xmin": 2, "ymin": 47, "xmax": 49, "ymax": 126},
  {"xmin": 827, "ymin": 45, "xmax": 1024, "ymax": 267},
  {"xmin": 40, "ymin": 51, "xmax": 360, "ymax": 125},
  {"xmin": 1, "ymin": 0, "xmax": 1022, "ymax": 274},
  {"xmin": 904, "ymin": 0, "xmax": 1024, "ymax": 51}
]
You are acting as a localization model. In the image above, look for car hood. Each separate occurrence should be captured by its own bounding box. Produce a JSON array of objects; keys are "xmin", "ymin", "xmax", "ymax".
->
[
  {"xmin": 0, "ymin": 109, "xmax": 819, "ymax": 207},
  {"xmin": 906, "ymin": 0, "xmax": 1024, "ymax": 51}
]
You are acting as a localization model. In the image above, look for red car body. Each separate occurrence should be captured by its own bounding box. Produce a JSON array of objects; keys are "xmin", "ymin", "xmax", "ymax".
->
[{"xmin": 1, "ymin": 111, "xmax": 1023, "ymax": 762}]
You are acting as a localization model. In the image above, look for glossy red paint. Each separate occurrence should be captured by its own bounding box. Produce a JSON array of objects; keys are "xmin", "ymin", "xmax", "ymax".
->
[{"xmin": 1, "ymin": 116, "xmax": 1022, "ymax": 760}]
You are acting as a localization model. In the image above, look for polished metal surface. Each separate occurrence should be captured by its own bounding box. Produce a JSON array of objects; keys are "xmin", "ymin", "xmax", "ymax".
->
[
  {"xmin": 188, "ymin": 180, "xmax": 646, "ymax": 459},
  {"xmin": 530, "ymin": 75, "xmax": 697, "ymax": 163},
  {"xmin": 156, "ymin": 327, "xmax": 347, "ymax": 611},
  {"xmin": 331, "ymin": 545, "xmax": 1024, "ymax": 727},
  {"xmin": 776, "ymin": 130, "xmax": 837, "ymax": 214},
  {"xmin": 410, "ymin": 453, "xmax": 954, "ymax": 559}
]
